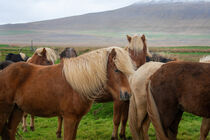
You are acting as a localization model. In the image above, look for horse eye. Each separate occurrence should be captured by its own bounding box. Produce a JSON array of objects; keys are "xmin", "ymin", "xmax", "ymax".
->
[{"xmin": 115, "ymin": 69, "xmax": 120, "ymax": 72}]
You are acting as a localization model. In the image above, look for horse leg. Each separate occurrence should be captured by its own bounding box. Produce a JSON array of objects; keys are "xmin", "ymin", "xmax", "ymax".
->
[
  {"xmin": 163, "ymin": 110, "xmax": 183, "ymax": 140},
  {"xmin": 30, "ymin": 115, "xmax": 35, "ymax": 131},
  {"xmin": 22, "ymin": 113, "xmax": 28, "ymax": 132},
  {"xmin": 142, "ymin": 114, "xmax": 150, "ymax": 140},
  {"xmin": 63, "ymin": 116, "xmax": 81, "ymax": 140},
  {"xmin": 119, "ymin": 101, "xmax": 129, "ymax": 140},
  {"xmin": 7, "ymin": 105, "xmax": 24, "ymax": 140},
  {"xmin": 200, "ymin": 118, "xmax": 210, "ymax": 140},
  {"xmin": 112, "ymin": 101, "xmax": 122, "ymax": 140},
  {"xmin": 0, "ymin": 103, "xmax": 14, "ymax": 139},
  {"xmin": 56, "ymin": 116, "xmax": 63, "ymax": 138}
]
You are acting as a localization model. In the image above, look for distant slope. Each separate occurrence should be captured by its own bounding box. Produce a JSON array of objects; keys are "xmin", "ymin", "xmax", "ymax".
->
[{"xmin": 0, "ymin": 1, "xmax": 210, "ymax": 47}]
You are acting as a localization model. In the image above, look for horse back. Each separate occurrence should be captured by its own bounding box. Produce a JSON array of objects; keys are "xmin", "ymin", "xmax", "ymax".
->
[{"xmin": 150, "ymin": 61, "xmax": 210, "ymax": 118}]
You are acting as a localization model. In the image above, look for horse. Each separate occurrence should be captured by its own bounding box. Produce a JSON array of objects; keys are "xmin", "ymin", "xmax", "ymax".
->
[
  {"xmin": 5, "ymin": 52, "xmax": 29, "ymax": 62},
  {"xmin": 147, "ymin": 61, "xmax": 210, "ymax": 140},
  {"xmin": 128, "ymin": 55, "xmax": 176, "ymax": 140},
  {"xmin": 60, "ymin": 48, "xmax": 77, "ymax": 59},
  {"xmin": 56, "ymin": 39, "xmax": 148, "ymax": 139},
  {"xmin": 22, "ymin": 48, "xmax": 58, "ymax": 132},
  {"xmin": 0, "ymin": 47, "xmax": 134, "ymax": 140},
  {"xmin": 146, "ymin": 53, "xmax": 175, "ymax": 63},
  {"xmin": 93, "ymin": 34, "xmax": 150, "ymax": 140},
  {"xmin": 0, "ymin": 61, "xmax": 14, "ymax": 70},
  {"xmin": 199, "ymin": 56, "xmax": 210, "ymax": 140}
]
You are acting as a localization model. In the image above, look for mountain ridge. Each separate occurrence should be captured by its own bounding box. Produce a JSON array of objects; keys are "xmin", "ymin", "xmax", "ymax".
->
[{"xmin": 0, "ymin": 1, "xmax": 209, "ymax": 47}]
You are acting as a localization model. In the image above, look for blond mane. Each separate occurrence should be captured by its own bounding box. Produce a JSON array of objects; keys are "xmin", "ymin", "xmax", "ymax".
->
[
  {"xmin": 19, "ymin": 52, "xmax": 27, "ymax": 61},
  {"xmin": 63, "ymin": 47, "xmax": 135, "ymax": 100},
  {"xmin": 34, "ymin": 48, "xmax": 57, "ymax": 64},
  {"xmin": 199, "ymin": 55, "xmax": 210, "ymax": 63},
  {"xmin": 127, "ymin": 34, "xmax": 151, "ymax": 56}
]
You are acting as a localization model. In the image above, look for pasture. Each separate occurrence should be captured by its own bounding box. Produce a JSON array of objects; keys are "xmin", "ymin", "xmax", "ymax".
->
[{"xmin": 0, "ymin": 45, "xmax": 209, "ymax": 139}]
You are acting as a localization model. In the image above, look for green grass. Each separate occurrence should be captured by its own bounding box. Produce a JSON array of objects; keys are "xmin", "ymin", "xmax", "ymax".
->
[
  {"xmin": 155, "ymin": 46, "xmax": 210, "ymax": 49},
  {"xmin": 15, "ymin": 103, "xmax": 208, "ymax": 140},
  {"xmin": 0, "ymin": 44, "xmax": 209, "ymax": 139}
]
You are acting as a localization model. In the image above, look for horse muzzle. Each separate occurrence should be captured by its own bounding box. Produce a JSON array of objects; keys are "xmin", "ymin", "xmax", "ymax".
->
[{"xmin": 120, "ymin": 90, "xmax": 132, "ymax": 101}]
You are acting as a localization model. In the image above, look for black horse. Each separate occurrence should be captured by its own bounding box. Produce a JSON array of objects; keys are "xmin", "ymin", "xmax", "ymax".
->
[
  {"xmin": 0, "ymin": 61, "xmax": 14, "ymax": 70},
  {"xmin": 5, "ymin": 53, "xmax": 28, "ymax": 62},
  {"xmin": 146, "ymin": 53, "xmax": 176, "ymax": 63},
  {"xmin": 60, "ymin": 48, "xmax": 77, "ymax": 59}
]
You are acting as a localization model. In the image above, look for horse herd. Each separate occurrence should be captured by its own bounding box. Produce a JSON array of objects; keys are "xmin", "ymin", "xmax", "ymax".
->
[{"xmin": 0, "ymin": 34, "xmax": 209, "ymax": 140}]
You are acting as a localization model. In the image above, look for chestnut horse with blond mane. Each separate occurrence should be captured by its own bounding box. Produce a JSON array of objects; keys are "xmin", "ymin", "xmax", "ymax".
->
[
  {"xmin": 147, "ymin": 61, "xmax": 210, "ymax": 140},
  {"xmin": 94, "ymin": 34, "xmax": 150, "ymax": 140},
  {"xmin": 0, "ymin": 47, "xmax": 134, "ymax": 140}
]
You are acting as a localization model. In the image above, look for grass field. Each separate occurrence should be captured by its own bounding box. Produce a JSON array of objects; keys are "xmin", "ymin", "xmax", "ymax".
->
[{"xmin": 0, "ymin": 45, "xmax": 210, "ymax": 140}]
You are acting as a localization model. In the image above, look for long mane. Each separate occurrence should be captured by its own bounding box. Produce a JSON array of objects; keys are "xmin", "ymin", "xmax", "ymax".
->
[
  {"xmin": 63, "ymin": 47, "xmax": 135, "ymax": 100},
  {"xmin": 32, "ymin": 48, "xmax": 57, "ymax": 64},
  {"xmin": 199, "ymin": 55, "xmax": 210, "ymax": 63}
]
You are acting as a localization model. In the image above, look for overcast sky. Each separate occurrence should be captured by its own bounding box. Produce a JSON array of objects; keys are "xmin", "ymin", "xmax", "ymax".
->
[{"xmin": 0, "ymin": 0, "xmax": 209, "ymax": 25}]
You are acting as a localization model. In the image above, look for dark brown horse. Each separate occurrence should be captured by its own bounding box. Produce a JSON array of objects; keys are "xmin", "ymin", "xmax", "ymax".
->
[
  {"xmin": 147, "ymin": 62, "xmax": 210, "ymax": 140},
  {"xmin": 0, "ymin": 47, "xmax": 134, "ymax": 140},
  {"xmin": 22, "ymin": 48, "xmax": 57, "ymax": 132}
]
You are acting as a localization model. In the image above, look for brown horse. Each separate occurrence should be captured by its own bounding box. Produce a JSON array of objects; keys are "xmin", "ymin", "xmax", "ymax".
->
[
  {"xmin": 199, "ymin": 56, "xmax": 210, "ymax": 140},
  {"xmin": 0, "ymin": 47, "xmax": 134, "ymax": 140},
  {"xmin": 22, "ymin": 48, "xmax": 58, "ymax": 132},
  {"xmin": 94, "ymin": 34, "xmax": 150, "ymax": 140},
  {"xmin": 147, "ymin": 62, "xmax": 210, "ymax": 140}
]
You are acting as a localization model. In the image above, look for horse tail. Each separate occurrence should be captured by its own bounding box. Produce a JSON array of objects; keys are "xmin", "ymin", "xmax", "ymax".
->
[
  {"xmin": 129, "ymin": 94, "xmax": 143, "ymax": 139},
  {"xmin": 147, "ymin": 80, "xmax": 168, "ymax": 140}
]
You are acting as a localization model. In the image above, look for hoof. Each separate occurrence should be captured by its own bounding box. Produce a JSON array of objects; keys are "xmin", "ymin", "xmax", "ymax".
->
[
  {"xmin": 30, "ymin": 126, "xmax": 35, "ymax": 131},
  {"xmin": 56, "ymin": 131, "xmax": 62, "ymax": 138},
  {"xmin": 22, "ymin": 128, "xmax": 28, "ymax": 132},
  {"xmin": 111, "ymin": 136, "xmax": 118, "ymax": 140},
  {"xmin": 119, "ymin": 134, "xmax": 126, "ymax": 140}
]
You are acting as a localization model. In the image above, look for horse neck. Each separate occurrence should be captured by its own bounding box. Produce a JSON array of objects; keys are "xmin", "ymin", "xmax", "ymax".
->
[{"xmin": 128, "ymin": 49, "xmax": 146, "ymax": 69}]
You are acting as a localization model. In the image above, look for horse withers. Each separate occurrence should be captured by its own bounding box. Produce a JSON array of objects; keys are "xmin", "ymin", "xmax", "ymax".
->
[
  {"xmin": 147, "ymin": 62, "xmax": 210, "ymax": 140},
  {"xmin": 0, "ymin": 47, "xmax": 134, "ymax": 140}
]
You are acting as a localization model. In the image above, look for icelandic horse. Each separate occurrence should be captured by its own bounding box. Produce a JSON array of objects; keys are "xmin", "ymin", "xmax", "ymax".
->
[
  {"xmin": 147, "ymin": 61, "xmax": 210, "ymax": 140},
  {"xmin": 128, "ymin": 55, "xmax": 175, "ymax": 140},
  {"xmin": 199, "ymin": 56, "xmax": 210, "ymax": 140},
  {"xmin": 53, "ymin": 36, "xmax": 149, "ymax": 139},
  {"xmin": 22, "ymin": 48, "xmax": 58, "ymax": 132},
  {"xmin": 0, "ymin": 47, "xmax": 134, "ymax": 140},
  {"xmin": 94, "ymin": 34, "xmax": 150, "ymax": 140}
]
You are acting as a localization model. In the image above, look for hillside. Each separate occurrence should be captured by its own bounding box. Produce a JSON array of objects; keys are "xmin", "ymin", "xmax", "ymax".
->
[{"xmin": 0, "ymin": 1, "xmax": 209, "ymax": 47}]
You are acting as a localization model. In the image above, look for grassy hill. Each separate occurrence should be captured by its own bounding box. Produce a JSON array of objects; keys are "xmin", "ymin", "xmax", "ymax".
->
[{"xmin": 0, "ymin": 1, "xmax": 209, "ymax": 47}]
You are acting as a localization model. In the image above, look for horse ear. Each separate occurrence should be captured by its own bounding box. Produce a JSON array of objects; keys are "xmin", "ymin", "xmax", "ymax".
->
[
  {"xmin": 141, "ymin": 34, "xmax": 146, "ymax": 42},
  {"xmin": 41, "ymin": 48, "xmax": 47, "ymax": 57},
  {"xmin": 127, "ymin": 35, "xmax": 132, "ymax": 43},
  {"xmin": 110, "ymin": 48, "xmax": 116, "ymax": 60}
]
